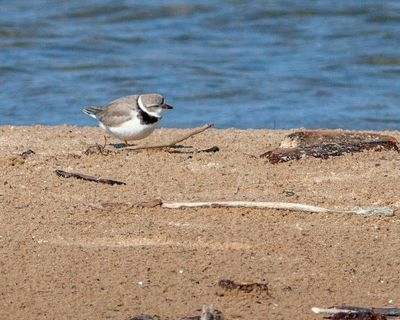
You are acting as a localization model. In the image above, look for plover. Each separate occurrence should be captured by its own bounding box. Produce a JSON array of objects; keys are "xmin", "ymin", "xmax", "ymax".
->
[{"xmin": 83, "ymin": 93, "xmax": 173, "ymax": 146}]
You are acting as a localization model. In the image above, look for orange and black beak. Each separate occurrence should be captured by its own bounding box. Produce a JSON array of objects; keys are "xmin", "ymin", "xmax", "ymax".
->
[{"xmin": 161, "ymin": 103, "xmax": 173, "ymax": 109}]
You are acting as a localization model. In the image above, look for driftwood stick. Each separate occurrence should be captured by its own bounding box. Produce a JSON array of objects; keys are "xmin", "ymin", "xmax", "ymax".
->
[
  {"xmin": 159, "ymin": 201, "xmax": 394, "ymax": 217},
  {"xmin": 55, "ymin": 170, "xmax": 126, "ymax": 186},
  {"xmin": 312, "ymin": 306, "xmax": 400, "ymax": 316},
  {"xmin": 125, "ymin": 123, "xmax": 214, "ymax": 151}
]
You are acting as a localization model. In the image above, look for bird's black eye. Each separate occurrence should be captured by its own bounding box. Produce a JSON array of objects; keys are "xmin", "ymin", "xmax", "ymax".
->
[{"xmin": 161, "ymin": 98, "xmax": 164, "ymax": 104}]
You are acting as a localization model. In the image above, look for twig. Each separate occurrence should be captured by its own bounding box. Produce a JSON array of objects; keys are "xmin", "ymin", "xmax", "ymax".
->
[
  {"xmin": 158, "ymin": 201, "xmax": 393, "ymax": 217},
  {"xmin": 312, "ymin": 306, "xmax": 400, "ymax": 317},
  {"xmin": 124, "ymin": 123, "xmax": 214, "ymax": 151},
  {"xmin": 55, "ymin": 170, "xmax": 126, "ymax": 186}
]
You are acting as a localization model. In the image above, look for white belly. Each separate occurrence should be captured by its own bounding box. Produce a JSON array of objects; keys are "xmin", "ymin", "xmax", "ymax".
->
[{"xmin": 100, "ymin": 117, "xmax": 159, "ymax": 141}]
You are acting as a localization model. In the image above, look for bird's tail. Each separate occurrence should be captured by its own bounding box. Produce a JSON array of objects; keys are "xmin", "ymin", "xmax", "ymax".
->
[{"xmin": 82, "ymin": 106, "xmax": 102, "ymax": 119}]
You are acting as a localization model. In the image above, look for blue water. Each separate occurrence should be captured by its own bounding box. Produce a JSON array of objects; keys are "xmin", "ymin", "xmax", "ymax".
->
[{"xmin": 1, "ymin": 0, "xmax": 400, "ymax": 129}]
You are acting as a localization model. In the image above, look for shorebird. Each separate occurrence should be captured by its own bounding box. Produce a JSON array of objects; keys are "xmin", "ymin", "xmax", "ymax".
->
[{"xmin": 83, "ymin": 93, "xmax": 173, "ymax": 146}]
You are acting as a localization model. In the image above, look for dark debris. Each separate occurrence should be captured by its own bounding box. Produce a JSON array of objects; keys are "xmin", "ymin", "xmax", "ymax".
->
[
  {"xmin": 325, "ymin": 312, "xmax": 386, "ymax": 320},
  {"xmin": 20, "ymin": 149, "xmax": 35, "ymax": 159},
  {"xmin": 217, "ymin": 279, "xmax": 269, "ymax": 296}
]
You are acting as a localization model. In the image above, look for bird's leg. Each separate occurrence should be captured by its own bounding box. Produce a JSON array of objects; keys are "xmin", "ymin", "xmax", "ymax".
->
[{"xmin": 124, "ymin": 140, "xmax": 129, "ymax": 147}]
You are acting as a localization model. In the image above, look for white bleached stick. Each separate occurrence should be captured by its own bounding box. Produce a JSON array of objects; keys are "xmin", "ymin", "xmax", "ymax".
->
[
  {"xmin": 312, "ymin": 307, "xmax": 355, "ymax": 314},
  {"xmin": 160, "ymin": 201, "xmax": 394, "ymax": 217}
]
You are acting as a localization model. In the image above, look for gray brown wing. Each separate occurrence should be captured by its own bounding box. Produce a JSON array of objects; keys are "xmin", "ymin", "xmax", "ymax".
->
[{"xmin": 94, "ymin": 95, "xmax": 139, "ymax": 127}]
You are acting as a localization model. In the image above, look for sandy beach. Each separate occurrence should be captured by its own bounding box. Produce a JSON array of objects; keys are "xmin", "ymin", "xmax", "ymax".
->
[{"xmin": 1, "ymin": 125, "xmax": 400, "ymax": 319}]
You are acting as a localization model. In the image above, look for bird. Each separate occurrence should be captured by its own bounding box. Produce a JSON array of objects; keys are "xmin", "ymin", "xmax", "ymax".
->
[{"xmin": 82, "ymin": 93, "xmax": 173, "ymax": 146}]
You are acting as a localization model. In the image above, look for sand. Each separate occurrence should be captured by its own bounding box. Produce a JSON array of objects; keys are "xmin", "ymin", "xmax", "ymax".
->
[{"xmin": 1, "ymin": 125, "xmax": 400, "ymax": 320}]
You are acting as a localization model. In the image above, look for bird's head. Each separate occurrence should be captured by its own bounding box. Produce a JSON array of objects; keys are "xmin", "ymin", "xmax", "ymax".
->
[{"xmin": 138, "ymin": 93, "xmax": 173, "ymax": 118}]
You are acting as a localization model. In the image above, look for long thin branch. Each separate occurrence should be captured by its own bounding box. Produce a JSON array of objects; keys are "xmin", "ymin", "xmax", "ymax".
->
[
  {"xmin": 55, "ymin": 170, "xmax": 126, "ymax": 186},
  {"xmin": 312, "ymin": 306, "xmax": 400, "ymax": 317},
  {"xmin": 125, "ymin": 123, "xmax": 214, "ymax": 151},
  {"xmin": 159, "ymin": 201, "xmax": 393, "ymax": 217}
]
